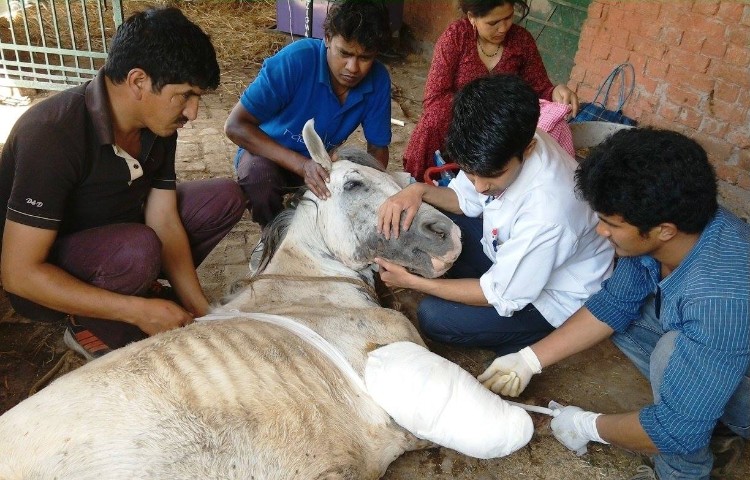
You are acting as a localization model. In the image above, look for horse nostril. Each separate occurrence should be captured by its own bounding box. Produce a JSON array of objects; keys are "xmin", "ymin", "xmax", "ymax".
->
[{"xmin": 424, "ymin": 221, "xmax": 448, "ymax": 240}]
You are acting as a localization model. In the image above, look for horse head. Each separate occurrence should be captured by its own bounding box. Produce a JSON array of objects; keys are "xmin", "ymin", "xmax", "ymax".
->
[{"xmin": 262, "ymin": 119, "xmax": 461, "ymax": 279}]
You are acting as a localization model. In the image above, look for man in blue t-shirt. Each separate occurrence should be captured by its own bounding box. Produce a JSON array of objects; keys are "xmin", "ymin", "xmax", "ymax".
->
[
  {"xmin": 225, "ymin": 0, "xmax": 392, "ymax": 228},
  {"xmin": 478, "ymin": 129, "xmax": 749, "ymax": 479}
]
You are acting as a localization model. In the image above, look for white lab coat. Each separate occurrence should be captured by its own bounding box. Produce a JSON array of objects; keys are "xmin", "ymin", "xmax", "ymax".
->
[{"xmin": 448, "ymin": 130, "xmax": 614, "ymax": 327}]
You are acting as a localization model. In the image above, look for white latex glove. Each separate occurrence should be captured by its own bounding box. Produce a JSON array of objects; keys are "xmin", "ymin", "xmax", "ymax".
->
[
  {"xmin": 548, "ymin": 400, "xmax": 608, "ymax": 456},
  {"xmin": 477, "ymin": 346, "xmax": 542, "ymax": 397}
]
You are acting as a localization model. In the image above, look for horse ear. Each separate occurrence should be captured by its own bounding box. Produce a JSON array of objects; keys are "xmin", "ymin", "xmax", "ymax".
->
[{"xmin": 302, "ymin": 119, "xmax": 333, "ymax": 172}]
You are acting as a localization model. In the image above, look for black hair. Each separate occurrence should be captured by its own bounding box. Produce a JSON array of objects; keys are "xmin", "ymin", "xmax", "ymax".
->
[
  {"xmin": 446, "ymin": 74, "xmax": 539, "ymax": 177},
  {"xmin": 459, "ymin": 0, "xmax": 530, "ymax": 21},
  {"xmin": 575, "ymin": 128, "xmax": 718, "ymax": 235},
  {"xmin": 323, "ymin": 0, "xmax": 391, "ymax": 53},
  {"xmin": 104, "ymin": 7, "xmax": 220, "ymax": 92}
]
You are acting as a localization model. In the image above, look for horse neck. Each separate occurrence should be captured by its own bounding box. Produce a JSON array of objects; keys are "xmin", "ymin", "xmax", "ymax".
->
[
  {"xmin": 268, "ymin": 247, "xmax": 365, "ymax": 278},
  {"xmin": 241, "ymin": 224, "xmax": 379, "ymax": 308},
  {"xmin": 269, "ymin": 219, "xmax": 370, "ymax": 280}
]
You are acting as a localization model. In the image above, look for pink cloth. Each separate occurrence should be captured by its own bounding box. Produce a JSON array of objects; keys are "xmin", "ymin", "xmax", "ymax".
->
[{"xmin": 537, "ymin": 99, "xmax": 575, "ymax": 157}]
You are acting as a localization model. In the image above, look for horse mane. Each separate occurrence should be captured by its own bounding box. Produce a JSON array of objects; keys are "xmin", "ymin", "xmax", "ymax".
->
[
  {"xmin": 223, "ymin": 207, "xmax": 298, "ymax": 299},
  {"xmin": 254, "ymin": 205, "xmax": 297, "ymax": 275}
]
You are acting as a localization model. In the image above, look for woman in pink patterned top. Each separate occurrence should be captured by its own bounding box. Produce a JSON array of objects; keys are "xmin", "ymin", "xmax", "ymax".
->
[{"xmin": 404, "ymin": 0, "xmax": 579, "ymax": 181}]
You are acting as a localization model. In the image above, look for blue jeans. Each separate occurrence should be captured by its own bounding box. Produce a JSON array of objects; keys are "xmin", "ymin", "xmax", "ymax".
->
[
  {"xmin": 612, "ymin": 296, "xmax": 750, "ymax": 479},
  {"xmin": 417, "ymin": 214, "xmax": 554, "ymax": 356}
]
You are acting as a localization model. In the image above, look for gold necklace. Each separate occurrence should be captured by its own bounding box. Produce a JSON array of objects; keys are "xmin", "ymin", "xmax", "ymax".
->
[{"xmin": 477, "ymin": 38, "xmax": 501, "ymax": 57}]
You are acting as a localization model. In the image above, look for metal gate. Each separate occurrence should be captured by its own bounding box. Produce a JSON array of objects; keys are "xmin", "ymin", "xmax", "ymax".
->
[
  {"xmin": 0, "ymin": 0, "xmax": 123, "ymax": 91},
  {"xmin": 520, "ymin": 0, "xmax": 591, "ymax": 85}
]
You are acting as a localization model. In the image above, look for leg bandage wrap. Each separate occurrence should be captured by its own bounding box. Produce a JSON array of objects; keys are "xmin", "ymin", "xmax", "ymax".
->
[{"xmin": 365, "ymin": 342, "xmax": 534, "ymax": 459}]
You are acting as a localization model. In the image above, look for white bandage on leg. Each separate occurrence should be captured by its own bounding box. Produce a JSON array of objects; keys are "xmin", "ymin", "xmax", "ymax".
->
[{"xmin": 365, "ymin": 341, "xmax": 534, "ymax": 459}]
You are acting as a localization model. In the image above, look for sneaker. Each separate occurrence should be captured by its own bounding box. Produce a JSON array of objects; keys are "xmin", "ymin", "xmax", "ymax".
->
[
  {"xmin": 63, "ymin": 319, "xmax": 112, "ymax": 361},
  {"xmin": 145, "ymin": 279, "xmax": 176, "ymax": 302},
  {"xmin": 629, "ymin": 465, "xmax": 657, "ymax": 480},
  {"xmin": 711, "ymin": 432, "xmax": 745, "ymax": 478}
]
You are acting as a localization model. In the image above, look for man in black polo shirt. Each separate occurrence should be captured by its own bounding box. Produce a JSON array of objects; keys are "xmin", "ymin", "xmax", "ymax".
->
[{"xmin": 0, "ymin": 8, "xmax": 245, "ymax": 360}]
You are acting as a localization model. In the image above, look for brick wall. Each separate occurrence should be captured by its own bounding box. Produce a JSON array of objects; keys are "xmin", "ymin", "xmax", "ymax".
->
[{"xmin": 570, "ymin": 0, "xmax": 750, "ymax": 219}]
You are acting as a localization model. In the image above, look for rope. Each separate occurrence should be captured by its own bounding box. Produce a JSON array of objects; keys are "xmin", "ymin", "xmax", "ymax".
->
[
  {"xmin": 246, "ymin": 273, "xmax": 380, "ymax": 303},
  {"xmin": 505, "ymin": 400, "xmax": 557, "ymax": 417},
  {"xmin": 200, "ymin": 310, "xmax": 367, "ymax": 392}
]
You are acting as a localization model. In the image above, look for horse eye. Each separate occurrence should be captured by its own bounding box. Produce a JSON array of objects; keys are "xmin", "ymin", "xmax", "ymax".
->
[{"xmin": 343, "ymin": 180, "xmax": 363, "ymax": 191}]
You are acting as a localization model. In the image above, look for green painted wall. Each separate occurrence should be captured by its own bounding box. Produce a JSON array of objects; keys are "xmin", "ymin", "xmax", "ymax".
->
[{"xmin": 519, "ymin": 0, "xmax": 592, "ymax": 84}]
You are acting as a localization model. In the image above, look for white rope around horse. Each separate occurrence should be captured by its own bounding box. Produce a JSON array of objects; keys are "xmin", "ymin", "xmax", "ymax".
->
[
  {"xmin": 199, "ymin": 310, "xmax": 367, "ymax": 392},
  {"xmin": 200, "ymin": 311, "xmax": 548, "ymax": 459},
  {"xmin": 200, "ymin": 310, "xmax": 554, "ymax": 417}
]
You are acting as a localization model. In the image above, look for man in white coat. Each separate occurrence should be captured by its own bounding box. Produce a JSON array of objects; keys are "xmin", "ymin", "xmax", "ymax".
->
[{"xmin": 376, "ymin": 74, "xmax": 613, "ymax": 356}]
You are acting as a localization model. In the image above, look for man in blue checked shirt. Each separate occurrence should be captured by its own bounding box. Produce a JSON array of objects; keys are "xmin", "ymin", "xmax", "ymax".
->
[{"xmin": 478, "ymin": 128, "xmax": 750, "ymax": 479}]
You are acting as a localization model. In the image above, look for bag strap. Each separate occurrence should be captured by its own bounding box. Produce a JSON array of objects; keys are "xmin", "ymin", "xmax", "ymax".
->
[{"xmin": 591, "ymin": 63, "xmax": 635, "ymax": 111}]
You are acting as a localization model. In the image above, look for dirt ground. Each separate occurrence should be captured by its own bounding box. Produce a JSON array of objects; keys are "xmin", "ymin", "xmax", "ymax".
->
[{"xmin": 0, "ymin": 1, "xmax": 747, "ymax": 479}]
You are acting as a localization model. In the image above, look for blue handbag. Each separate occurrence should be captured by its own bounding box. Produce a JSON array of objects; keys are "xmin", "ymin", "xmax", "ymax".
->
[{"xmin": 571, "ymin": 63, "xmax": 637, "ymax": 126}]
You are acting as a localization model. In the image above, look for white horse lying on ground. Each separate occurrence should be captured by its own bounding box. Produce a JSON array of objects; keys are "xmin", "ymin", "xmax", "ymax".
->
[{"xmin": 0, "ymin": 120, "xmax": 532, "ymax": 479}]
